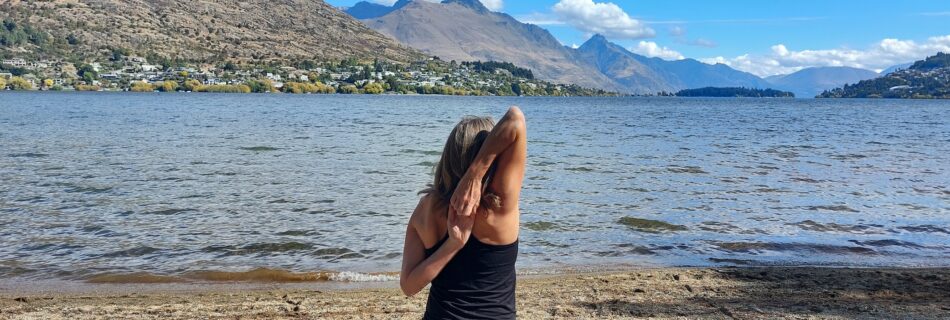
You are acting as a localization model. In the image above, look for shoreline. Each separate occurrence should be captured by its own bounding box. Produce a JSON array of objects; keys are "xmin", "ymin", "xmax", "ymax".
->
[{"xmin": 2, "ymin": 266, "xmax": 948, "ymax": 319}]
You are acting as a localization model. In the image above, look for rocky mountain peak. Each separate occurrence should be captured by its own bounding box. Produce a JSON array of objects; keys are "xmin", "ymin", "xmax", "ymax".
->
[{"xmin": 441, "ymin": 0, "xmax": 490, "ymax": 12}]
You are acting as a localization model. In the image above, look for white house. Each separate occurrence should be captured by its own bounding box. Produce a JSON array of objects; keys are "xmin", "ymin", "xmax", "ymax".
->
[{"xmin": 1, "ymin": 58, "xmax": 27, "ymax": 67}]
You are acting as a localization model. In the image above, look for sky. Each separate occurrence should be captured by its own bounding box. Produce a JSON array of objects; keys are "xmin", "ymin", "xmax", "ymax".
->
[{"xmin": 326, "ymin": 0, "xmax": 950, "ymax": 77}]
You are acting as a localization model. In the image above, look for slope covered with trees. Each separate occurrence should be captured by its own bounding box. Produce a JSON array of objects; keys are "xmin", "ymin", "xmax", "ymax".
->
[
  {"xmin": 819, "ymin": 53, "xmax": 950, "ymax": 99},
  {"xmin": 675, "ymin": 87, "xmax": 794, "ymax": 98}
]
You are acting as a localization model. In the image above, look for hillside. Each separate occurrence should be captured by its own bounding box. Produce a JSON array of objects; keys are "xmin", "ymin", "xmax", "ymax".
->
[
  {"xmin": 359, "ymin": 0, "xmax": 626, "ymax": 92},
  {"xmin": 0, "ymin": 0, "xmax": 422, "ymax": 63},
  {"xmin": 575, "ymin": 34, "xmax": 673, "ymax": 94},
  {"xmin": 576, "ymin": 34, "xmax": 770, "ymax": 93},
  {"xmin": 818, "ymin": 53, "xmax": 950, "ymax": 99},
  {"xmin": 766, "ymin": 67, "xmax": 878, "ymax": 98},
  {"xmin": 345, "ymin": 0, "xmax": 411, "ymax": 19}
]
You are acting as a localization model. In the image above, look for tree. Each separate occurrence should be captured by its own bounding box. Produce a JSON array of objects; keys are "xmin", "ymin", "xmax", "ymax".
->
[
  {"xmin": 246, "ymin": 79, "xmax": 275, "ymax": 93},
  {"xmin": 43, "ymin": 79, "xmax": 54, "ymax": 88},
  {"xmin": 0, "ymin": 77, "xmax": 6, "ymax": 89},
  {"xmin": 183, "ymin": 79, "xmax": 201, "ymax": 92},
  {"xmin": 78, "ymin": 64, "xmax": 97, "ymax": 83},
  {"xmin": 130, "ymin": 82, "xmax": 154, "ymax": 92},
  {"xmin": 160, "ymin": 81, "xmax": 179, "ymax": 92},
  {"xmin": 339, "ymin": 85, "xmax": 359, "ymax": 94},
  {"xmin": 363, "ymin": 82, "xmax": 384, "ymax": 94},
  {"xmin": 7, "ymin": 76, "xmax": 32, "ymax": 90}
]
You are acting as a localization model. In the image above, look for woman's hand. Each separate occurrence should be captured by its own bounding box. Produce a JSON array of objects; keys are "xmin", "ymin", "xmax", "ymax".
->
[
  {"xmin": 451, "ymin": 172, "xmax": 482, "ymax": 217},
  {"xmin": 446, "ymin": 207, "xmax": 476, "ymax": 250}
]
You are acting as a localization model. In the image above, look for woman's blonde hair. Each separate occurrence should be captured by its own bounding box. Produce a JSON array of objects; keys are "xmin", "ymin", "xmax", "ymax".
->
[{"xmin": 421, "ymin": 116, "xmax": 500, "ymax": 210}]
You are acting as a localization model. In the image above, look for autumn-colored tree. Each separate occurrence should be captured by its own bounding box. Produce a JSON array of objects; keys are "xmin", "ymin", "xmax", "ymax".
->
[
  {"xmin": 0, "ymin": 77, "xmax": 6, "ymax": 89},
  {"xmin": 362, "ymin": 82, "xmax": 384, "ymax": 94},
  {"xmin": 43, "ymin": 79, "xmax": 54, "ymax": 88},
  {"xmin": 339, "ymin": 85, "xmax": 359, "ymax": 94},
  {"xmin": 8, "ymin": 77, "xmax": 32, "ymax": 90},
  {"xmin": 183, "ymin": 79, "xmax": 201, "ymax": 92},
  {"xmin": 160, "ymin": 81, "xmax": 179, "ymax": 92},
  {"xmin": 130, "ymin": 82, "xmax": 154, "ymax": 92}
]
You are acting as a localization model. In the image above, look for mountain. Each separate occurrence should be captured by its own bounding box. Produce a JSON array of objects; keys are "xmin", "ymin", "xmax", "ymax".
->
[
  {"xmin": 818, "ymin": 52, "xmax": 950, "ymax": 99},
  {"xmin": 354, "ymin": 1, "xmax": 775, "ymax": 94},
  {"xmin": 358, "ymin": 0, "xmax": 626, "ymax": 92},
  {"xmin": 766, "ymin": 67, "xmax": 879, "ymax": 98},
  {"xmin": 0, "ymin": 0, "xmax": 421, "ymax": 63},
  {"xmin": 575, "ymin": 35, "xmax": 673, "ymax": 93},
  {"xmin": 576, "ymin": 34, "xmax": 770, "ymax": 93},
  {"xmin": 345, "ymin": 0, "xmax": 412, "ymax": 19},
  {"xmin": 881, "ymin": 63, "xmax": 913, "ymax": 75}
]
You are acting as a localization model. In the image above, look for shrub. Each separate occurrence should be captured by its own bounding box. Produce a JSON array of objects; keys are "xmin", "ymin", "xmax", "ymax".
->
[
  {"xmin": 195, "ymin": 84, "xmax": 251, "ymax": 93},
  {"xmin": 7, "ymin": 76, "xmax": 32, "ymax": 90},
  {"xmin": 130, "ymin": 82, "xmax": 154, "ymax": 92},
  {"xmin": 183, "ymin": 79, "xmax": 201, "ymax": 91},
  {"xmin": 75, "ymin": 84, "xmax": 100, "ymax": 91},
  {"xmin": 159, "ymin": 81, "xmax": 179, "ymax": 92},
  {"xmin": 362, "ymin": 82, "xmax": 384, "ymax": 94},
  {"xmin": 339, "ymin": 85, "xmax": 359, "ymax": 94}
]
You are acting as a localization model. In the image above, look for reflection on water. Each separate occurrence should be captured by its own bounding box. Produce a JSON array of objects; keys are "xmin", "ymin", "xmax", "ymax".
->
[{"xmin": 0, "ymin": 92, "xmax": 948, "ymax": 282}]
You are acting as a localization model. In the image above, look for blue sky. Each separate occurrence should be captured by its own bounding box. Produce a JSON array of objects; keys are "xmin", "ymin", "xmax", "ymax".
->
[{"xmin": 326, "ymin": 0, "xmax": 950, "ymax": 76}]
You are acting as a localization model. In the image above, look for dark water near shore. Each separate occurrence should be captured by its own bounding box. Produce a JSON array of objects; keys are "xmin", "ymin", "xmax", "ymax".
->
[{"xmin": 1, "ymin": 92, "xmax": 948, "ymax": 282}]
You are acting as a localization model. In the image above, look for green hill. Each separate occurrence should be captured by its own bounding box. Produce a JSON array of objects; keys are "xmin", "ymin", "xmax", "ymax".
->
[{"xmin": 818, "ymin": 53, "xmax": 950, "ymax": 99}]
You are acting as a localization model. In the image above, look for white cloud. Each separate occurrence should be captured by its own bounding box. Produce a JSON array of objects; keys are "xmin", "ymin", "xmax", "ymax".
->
[
  {"xmin": 514, "ymin": 12, "xmax": 565, "ymax": 25},
  {"xmin": 480, "ymin": 0, "xmax": 503, "ymax": 11},
  {"xmin": 571, "ymin": 43, "xmax": 580, "ymax": 49},
  {"xmin": 552, "ymin": 0, "xmax": 655, "ymax": 39},
  {"xmin": 701, "ymin": 35, "xmax": 950, "ymax": 77},
  {"xmin": 669, "ymin": 26, "xmax": 685, "ymax": 37},
  {"xmin": 631, "ymin": 41, "xmax": 684, "ymax": 60}
]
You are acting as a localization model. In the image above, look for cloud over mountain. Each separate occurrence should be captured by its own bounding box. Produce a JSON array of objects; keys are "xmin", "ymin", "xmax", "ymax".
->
[
  {"xmin": 552, "ymin": 0, "xmax": 655, "ymax": 39},
  {"xmin": 630, "ymin": 41, "xmax": 684, "ymax": 60},
  {"xmin": 703, "ymin": 35, "xmax": 950, "ymax": 77}
]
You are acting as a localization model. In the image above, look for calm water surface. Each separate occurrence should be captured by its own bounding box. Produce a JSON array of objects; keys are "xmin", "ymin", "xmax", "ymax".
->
[{"xmin": 1, "ymin": 92, "xmax": 948, "ymax": 282}]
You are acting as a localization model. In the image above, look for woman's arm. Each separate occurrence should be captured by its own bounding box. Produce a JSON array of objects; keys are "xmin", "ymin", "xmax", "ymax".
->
[
  {"xmin": 451, "ymin": 106, "xmax": 527, "ymax": 216},
  {"xmin": 400, "ymin": 206, "xmax": 475, "ymax": 296}
]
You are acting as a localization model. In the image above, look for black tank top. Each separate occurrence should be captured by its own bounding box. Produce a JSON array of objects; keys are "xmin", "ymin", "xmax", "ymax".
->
[{"xmin": 423, "ymin": 234, "xmax": 519, "ymax": 320}]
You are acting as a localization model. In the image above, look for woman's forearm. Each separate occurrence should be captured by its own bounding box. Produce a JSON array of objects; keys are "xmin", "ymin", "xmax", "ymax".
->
[
  {"xmin": 467, "ymin": 106, "xmax": 525, "ymax": 178},
  {"xmin": 400, "ymin": 242, "xmax": 461, "ymax": 296}
]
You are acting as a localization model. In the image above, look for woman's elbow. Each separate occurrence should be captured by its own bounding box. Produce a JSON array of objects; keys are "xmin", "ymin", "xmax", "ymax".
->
[
  {"xmin": 399, "ymin": 279, "xmax": 418, "ymax": 297},
  {"xmin": 506, "ymin": 106, "xmax": 525, "ymax": 123},
  {"xmin": 505, "ymin": 106, "xmax": 526, "ymax": 132}
]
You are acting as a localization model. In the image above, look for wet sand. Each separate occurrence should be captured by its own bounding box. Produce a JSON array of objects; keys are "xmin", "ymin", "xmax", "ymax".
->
[{"xmin": 2, "ymin": 267, "xmax": 949, "ymax": 319}]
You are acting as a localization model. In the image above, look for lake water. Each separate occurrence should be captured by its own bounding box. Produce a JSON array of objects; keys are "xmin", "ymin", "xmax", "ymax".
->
[{"xmin": 1, "ymin": 92, "xmax": 948, "ymax": 283}]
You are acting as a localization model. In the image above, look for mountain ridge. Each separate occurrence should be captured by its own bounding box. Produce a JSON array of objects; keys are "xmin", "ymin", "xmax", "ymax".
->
[
  {"xmin": 352, "ymin": 1, "xmax": 777, "ymax": 94},
  {"xmin": 0, "ymin": 0, "xmax": 422, "ymax": 63},
  {"xmin": 359, "ymin": 0, "xmax": 627, "ymax": 92},
  {"xmin": 766, "ymin": 67, "xmax": 879, "ymax": 98}
]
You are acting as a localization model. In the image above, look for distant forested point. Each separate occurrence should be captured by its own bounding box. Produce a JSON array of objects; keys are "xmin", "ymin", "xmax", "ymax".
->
[
  {"xmin": 460, "ymin": 61, "xmax": 534, "ymax": 79},
  {"xmin": 675, "ymin": 87, "xmax": 795, "ymax": 98},
  {"xmin": 818, "ymin": 52, "xmax": 950, "ymax": 99}
]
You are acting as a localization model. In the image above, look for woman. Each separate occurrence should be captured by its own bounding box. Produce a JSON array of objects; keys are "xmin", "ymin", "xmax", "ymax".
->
[{"xmin": 400, "ymin": 106, "xmax": 527, "ymax": 319}]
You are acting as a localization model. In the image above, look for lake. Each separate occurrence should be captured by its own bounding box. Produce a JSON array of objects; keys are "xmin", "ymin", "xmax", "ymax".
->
[{"xmin": 1, "ymin": 92, "xmax": 948, "ymax": 283}]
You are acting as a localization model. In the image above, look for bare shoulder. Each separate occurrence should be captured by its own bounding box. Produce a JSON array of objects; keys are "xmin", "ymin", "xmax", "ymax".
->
[{"xmin": 411, "ymin": 193, "xmax": 443, "ymax": 227}]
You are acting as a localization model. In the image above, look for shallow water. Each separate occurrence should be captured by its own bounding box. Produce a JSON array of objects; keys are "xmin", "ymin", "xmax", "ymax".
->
[{"xmin": 0, "ymin": 92, "xmax": 948, "ymax": 282}]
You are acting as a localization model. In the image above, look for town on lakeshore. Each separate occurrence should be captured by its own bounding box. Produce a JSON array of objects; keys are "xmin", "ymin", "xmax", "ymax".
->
[{"xmin": 0, "ymin": 54, "xmax": 616, "ymax": 96}]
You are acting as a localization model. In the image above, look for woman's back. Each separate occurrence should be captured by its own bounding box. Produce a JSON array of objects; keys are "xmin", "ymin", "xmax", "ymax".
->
[{"xmin": 423, "ymin": 227, "xmax": 518, "ymax": 319}]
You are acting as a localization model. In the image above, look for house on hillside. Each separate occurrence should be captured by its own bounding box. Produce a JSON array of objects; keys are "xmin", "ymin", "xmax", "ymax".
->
[{"xmin": 1, "ymin": 58, "xmax": 27, "ymax": 68}]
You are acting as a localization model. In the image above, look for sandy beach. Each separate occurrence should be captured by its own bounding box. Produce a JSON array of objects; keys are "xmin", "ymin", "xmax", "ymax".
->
[{"xmin": 2, "ymin": 267, "xmax": 949, "ymax": 319}]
